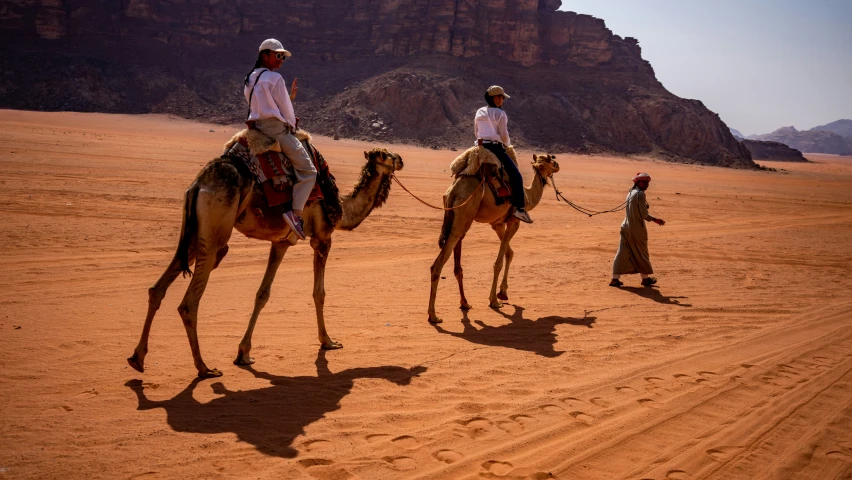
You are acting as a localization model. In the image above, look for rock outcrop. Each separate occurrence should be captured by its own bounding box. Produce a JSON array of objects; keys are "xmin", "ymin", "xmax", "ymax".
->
[
  {"xmin": 810, "ymin": 119, "xmax": 852, "ymax": 140},
  {"xmin": 748, "ymin": 127, "xmax": 852, "ymax": 155},
  {"xmin": 742, "ymin": 140, "xmax": 808, "ymax": 162},
  {"xmin": 0, "ymin": 0, "xmax": 754, "ymax": 167}
]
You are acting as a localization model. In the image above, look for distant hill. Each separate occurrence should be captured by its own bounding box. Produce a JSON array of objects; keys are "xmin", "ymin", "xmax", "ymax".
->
[
  {"xmin": 810, "ymin": 119, "xmax": 852, "ymax": 139},
  {"xmin": 730, "ymin": 128, "xmax": 745, "ymax": 139},
  {"xmin": 742, "ymin": 140, "xmax": 808, "ymax": 162},
  {"xmin": 748, "ymin": 126, "xmax": 852, "ymax": 155},
  {"xmin": 0, "ymin": 0, "xmax": 754, "ymax": 167}
]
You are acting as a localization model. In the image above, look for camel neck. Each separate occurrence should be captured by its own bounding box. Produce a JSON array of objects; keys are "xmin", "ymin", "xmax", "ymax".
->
[
  {"xmin": 523, "ymin": 170, "xmax": 548, "ymax": 212},
  {"xmin": 338, "ymin": 163, "xmax": 390, "ymax": 231}
]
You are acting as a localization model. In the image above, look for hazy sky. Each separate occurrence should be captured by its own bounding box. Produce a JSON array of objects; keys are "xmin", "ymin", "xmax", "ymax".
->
[{"xmin": 561, "ymin": 0, "xmax": 852, "ymax": 135}]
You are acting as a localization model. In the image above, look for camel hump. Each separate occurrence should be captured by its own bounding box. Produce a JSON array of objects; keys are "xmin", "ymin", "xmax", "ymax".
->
[
  {"xmin": 450, "ymin": 145, "xmax": 518, "ymax": 178},
  {"xmin": 223, "ymin": 128, "xmax": 314, "ymax": 157}
]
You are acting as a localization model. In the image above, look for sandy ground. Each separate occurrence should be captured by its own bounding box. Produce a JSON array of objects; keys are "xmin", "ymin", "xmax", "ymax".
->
[{"xmin": 1, "ymin": 109, "xmax": 851, "ymax": 480}]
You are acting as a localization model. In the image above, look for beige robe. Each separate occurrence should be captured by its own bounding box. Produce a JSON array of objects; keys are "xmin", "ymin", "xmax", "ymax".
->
[{"xmin": 612, "ymin": 188, "xmax": 654, "ymax": 275}]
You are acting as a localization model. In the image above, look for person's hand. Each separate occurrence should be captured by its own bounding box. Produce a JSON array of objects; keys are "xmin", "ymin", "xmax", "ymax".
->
[
  {"xmin": 654, "ymin": 218, "xmax": 666, "ymax": 226},
  {"xmin": 290, "ymin": 78, "xmax": 298, "ymax": 101}
]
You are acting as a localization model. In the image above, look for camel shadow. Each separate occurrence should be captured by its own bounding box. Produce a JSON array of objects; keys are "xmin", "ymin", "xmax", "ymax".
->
[
  {"xmin": 431, "ymin": 305, "xmax": 595, "ymax": 358},
  {"xmin": 621, "ymin": 286, "xmax": 692, "ymax": 307},
  {"xmin": 125, "ymin": 351, "xmax": 425, "ymax": 459}
]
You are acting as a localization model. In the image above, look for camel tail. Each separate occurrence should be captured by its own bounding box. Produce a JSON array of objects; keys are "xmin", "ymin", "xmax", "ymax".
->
[
  {"xmin": 438, "ymin": 209, "xmax": 454, "ymax": 248},
  {"xmin": 177, "ymin": 186, "xmax": 199, "ymax": 278}
]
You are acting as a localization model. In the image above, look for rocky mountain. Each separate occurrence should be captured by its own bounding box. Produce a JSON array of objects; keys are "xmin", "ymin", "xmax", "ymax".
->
[
  {"xmin": 742, "ymin": 140, "xmax": 807, "ymax": 162},
  {"xmin": 730, "ymin": 128, "xmax": 745, "ymax": 139},
  {"xmin": 748, "ymin": 127, "xmax": 852, "ymax": 155},
  {"xmin": 810, "ymin": 119, "xmax": 852, "ymax": 139},
  {"xmin": 0, "ymin": 0, "xmax": 754, "ymax": 167}
]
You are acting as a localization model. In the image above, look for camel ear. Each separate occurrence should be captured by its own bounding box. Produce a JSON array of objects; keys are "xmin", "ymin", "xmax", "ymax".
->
[{"xmin": 364, "ymin": 151, "xmax": 370, "ymax": 160}]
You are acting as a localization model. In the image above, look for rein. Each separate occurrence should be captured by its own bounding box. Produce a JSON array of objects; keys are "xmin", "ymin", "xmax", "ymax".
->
[
  {"xmin": 391, "ymin": 173, "xmax": 486, "ymax": 211},
  {"xmin": 550, "ymin": 175, "xmax": 627, "ymax": 217}
]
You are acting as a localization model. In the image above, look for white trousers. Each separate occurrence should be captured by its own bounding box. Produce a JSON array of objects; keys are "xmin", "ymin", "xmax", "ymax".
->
[{"xmin": 254, "ymin": 118, "xmax": 317, "ymax": 212}]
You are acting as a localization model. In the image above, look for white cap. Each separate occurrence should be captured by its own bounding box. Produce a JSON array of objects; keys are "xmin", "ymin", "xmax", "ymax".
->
[{"xmin": 258, "ymin": 38, "xmax": 292, "ymax": 57}]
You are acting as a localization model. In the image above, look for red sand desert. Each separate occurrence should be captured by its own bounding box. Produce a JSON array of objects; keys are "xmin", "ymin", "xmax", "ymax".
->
[{"xmin": 1, "ymin": 110, "xmax": 851, "ymax": 479}]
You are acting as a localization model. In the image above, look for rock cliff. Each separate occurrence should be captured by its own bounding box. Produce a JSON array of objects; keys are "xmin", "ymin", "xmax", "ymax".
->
[
  {"xmin": 0, "ymin": 0, "xmax": 754, "ymax": 167},
  {"xmin": 748, "ymin": 127, "xmax": 852, "ymax": 155},
  {"xmin": 742, "ymin": 140, "xmax": 808, "ymax": 162}
]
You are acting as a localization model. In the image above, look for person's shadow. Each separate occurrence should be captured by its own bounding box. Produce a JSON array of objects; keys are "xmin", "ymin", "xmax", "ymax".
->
[
  {"xmin": 621, "ymin": 286, "xmax": 692, "ymax": 307},
  {"xmin": 125, "ymin": 351, "xmax": 425, "ymax": 458},
  {"xmin": 431, "ymin": 305, "xmax": 595, "ymax": 357}
]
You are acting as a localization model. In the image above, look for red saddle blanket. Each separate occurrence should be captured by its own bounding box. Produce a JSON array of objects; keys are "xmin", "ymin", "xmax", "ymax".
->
[{"xmin": 226, "ymin": 137, "xmax": 329, "ymax": 208}]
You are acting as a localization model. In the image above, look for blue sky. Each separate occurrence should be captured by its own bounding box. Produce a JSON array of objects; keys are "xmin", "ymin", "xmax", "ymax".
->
[{"xmin": 561, "ymin": 0, "xmax": 852, "ymax": 135}]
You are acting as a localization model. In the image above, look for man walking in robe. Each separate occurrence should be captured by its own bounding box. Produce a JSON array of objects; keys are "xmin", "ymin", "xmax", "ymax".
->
[{"xmin": 610, "ymin": 172, "xmax": 665, "ymax": 287}]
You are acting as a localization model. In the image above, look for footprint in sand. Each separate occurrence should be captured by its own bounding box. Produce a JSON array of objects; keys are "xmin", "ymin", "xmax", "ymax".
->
[
  {"xmin": 616, "ymin": 386, "xmax": 637, "ymax": 394},
  {"xmin": 391, "ymin": 435, "xmax": 421, "ymax": 450},
  {"xmin": 666, "ymin": 470, "xmax": 690, "ymax": 479},
  {"xmin": 827, "ymin": 449, "xmax": 852, "ymax": 462},
  {"xmin": 482, "ymin": 460, "xmax": 514, "ymax": 476},
  {"xmin": 589, "ymin": 397, "xmax": 612, "ymax": 408},
  {"xmin": 433, "ymin": 449, "xmax": 464, "ymax": 464},
  {"xmin": 697, "ymin": 371, "xmax": 718, "ymax": 378},
  {"xmin": 383, "ymin": 456, "xmax": 416, "ymax": 471},
  {"xmin": 73, "ymin": 389, "xmax": 99, "ymax": 400},
  {"xmin": 298, "ymin": 458, "xmax": 334, "ymax": 468},
  {"xmin": 741, "ymin": 363, "xmax": 756, "ymax": 369},
  {"xmin": 304, "ymin": 439, "xmax": 332, "ymax": 452},
  {"xmin": 706, "ymin": 446, "xmax": 745, "ymax": 461},
  {"xmin": 510, "ymin": 414, "xmax": 534, "ymax": 424},
  {"xmin": 673, "ymin": 374, "xmax": 696, "ymax": 383},
  {"xmin": 560, "ymin": 397, "xmax": 587, "ymax": 409},
  {"xmin": 645, "ymin": 376, "xmax": 666, "ymax": 384},
  {"xmin": 569, "ymin": 411, "xmax": 595, "ymax": 424},
  {"xmin": 540, "ymin": 404, "xmax": 563, "ymax": 413},
  {"xmin": 365, "ymin": 433, "xmax": 391, "ymax": 443},
  {"xmin": 637, "ymin": 398, "xmax": 663, "ymax": 409},
  {"xmin": 497, "ymin": 420, "xmax": 523, "ymax": 435},
  {"xmin": 457, "ymin": 417, "xmax": 492, "ymax": 439}
]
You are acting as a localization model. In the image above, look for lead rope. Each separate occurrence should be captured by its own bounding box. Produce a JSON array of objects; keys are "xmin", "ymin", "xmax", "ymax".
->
[
  {"xmin": 550, "ymin": 176, "xmax": 627, "ymax": 217},
  {"xmin": 391, "ymin": 173, "xmax": 486, "ymax": 211}
]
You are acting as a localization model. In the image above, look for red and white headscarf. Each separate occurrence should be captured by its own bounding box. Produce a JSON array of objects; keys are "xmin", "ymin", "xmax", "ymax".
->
[{"xmin": 633, "ymin": 172, "xmax": 651, "ymax": 183}]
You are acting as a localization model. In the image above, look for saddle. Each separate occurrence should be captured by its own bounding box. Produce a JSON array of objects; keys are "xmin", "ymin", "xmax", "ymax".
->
[
  {"xmin": 223, "ymin": 129, "xmax": 335, "ymax": 210},
  {"xmin": 449, "ymin": 145, "xmax": 518, "ymax": 205}
]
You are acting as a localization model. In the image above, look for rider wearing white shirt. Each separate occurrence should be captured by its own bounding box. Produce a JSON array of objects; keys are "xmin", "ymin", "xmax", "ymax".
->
[
  {"xmin": 243, "ymin": 38, "xmax": 315, "ymax": 240},
  {"xmin": 475, "ymin": 86, "xmax": 531, "ymax": 224}
]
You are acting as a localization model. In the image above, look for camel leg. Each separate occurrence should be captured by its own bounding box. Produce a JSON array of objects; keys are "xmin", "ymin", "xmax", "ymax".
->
[
  {"xmin": 489, "ymin": 221, "xmax": 520, "ymax": 308},
  {"xmin": 491, "ymin": 224, "xmax": 511, "ymax": 301},
  {"xmin": 453, "ymin": 236, "xmax": 472, "ymax": 310},
  {"xmin": 312, "ymin": 237, "xmax": 342, "ymax": 349},
  {"xmin": 177, "ymin": 191, "xmax": 238, "ymax": 378},
  {"xmin": 234, "ymin": 242, "xmax": 290, "ymax": 365},
  {"xmin": 127, "ymin": 249, "xmax": 195, "ymax": 373}
]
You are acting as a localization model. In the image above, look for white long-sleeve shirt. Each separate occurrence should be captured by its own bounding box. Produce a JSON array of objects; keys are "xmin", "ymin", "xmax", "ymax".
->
[
  {"xmin": 474, "ymin": 106, "xmax": 510, "ymax": 146},
  {"xmin": 244, "ymin": 69, "xmax": 296, "ymax": 126}
]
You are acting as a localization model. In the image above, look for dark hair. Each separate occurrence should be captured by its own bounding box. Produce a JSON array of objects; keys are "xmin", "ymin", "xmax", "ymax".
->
[
  {"xmin": 484, "ymin": 93, "xmax": 498, "ymax": 108},
  {"xmin": 244, "ymin": 50, "xmax": 269, "ymax": 85}
]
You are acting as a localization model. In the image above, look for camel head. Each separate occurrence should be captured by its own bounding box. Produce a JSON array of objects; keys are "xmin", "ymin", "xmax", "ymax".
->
[
  {"xmin": 364, "ymin": 147, "xmax": 404, "ymax": 174},
  {"xmin": 531, "ymin": 154, "xmax": 560, "ymax": 181}
]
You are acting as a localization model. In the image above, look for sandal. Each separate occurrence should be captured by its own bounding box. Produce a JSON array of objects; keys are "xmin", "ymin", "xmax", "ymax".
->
[
  {"xmin": 609, "ymin": 279, "xmax": 623, "ymax": 287},
  {"xmin": 641, "ymin": 277, "xmax": 658, "ymax": 286}
]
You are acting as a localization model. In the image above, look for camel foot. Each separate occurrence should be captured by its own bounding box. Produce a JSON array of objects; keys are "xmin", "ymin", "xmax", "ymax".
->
[
  {"xmin": 320, "ymin": 341, "xmax": 343, "ymax": 350},
  {"xmin": 127, "ymin": 354, "xmax": 144, "ymax": 373},
  {"xmin": 428, "ymin": 316, "xmax": 443, "ymax": 324},
  {"xmin": 197, "ymin": 368, "xmax": 223, "ymax": 378},
  {"xmin": 489, "ymin": 300, "xmax": 503, "ymax": 309},
  {"xmin": 460, "ymin": 303, "xmax": 472, "ymax": 311},
  {"xmin": 233, "ymin": 351, "xmax": 255, "ymax": 366},
  {"xmin": 496, "ymin": 292, "xmax": 509, "ymax": 301}
]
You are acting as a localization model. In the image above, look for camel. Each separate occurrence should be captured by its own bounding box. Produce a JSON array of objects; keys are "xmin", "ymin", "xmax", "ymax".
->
[
  {"xmin": 128, "ymin": 133, "xmax": 404, "ymax": 378},
  {"xmin": 427, "ymin": 152, "xmax": 559, "ymax": 324}
]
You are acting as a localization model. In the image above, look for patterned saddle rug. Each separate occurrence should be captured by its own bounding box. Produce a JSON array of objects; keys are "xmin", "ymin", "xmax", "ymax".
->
[
  {"xmin": 449, "ymin": 145, "xmax": 519, "ymax": 205},
  {"xmin": 223, "ymin": 129, "xmax": 335, "ymax": 210}
]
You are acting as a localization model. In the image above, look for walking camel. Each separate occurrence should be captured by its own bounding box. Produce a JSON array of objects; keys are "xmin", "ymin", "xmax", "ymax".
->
[
  {"xmin": 128, "ymin": 134, "xmax": 404, "ymax": 378},
  {"xmin": 428, "ymin": 153, "xmax": 560, "ymax": 323}
]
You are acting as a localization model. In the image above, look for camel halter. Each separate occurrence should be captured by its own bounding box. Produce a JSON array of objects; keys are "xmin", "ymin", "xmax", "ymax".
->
[{"xmin": 550, "ymin": 175, "xmax": 627, "ymax": 217}]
